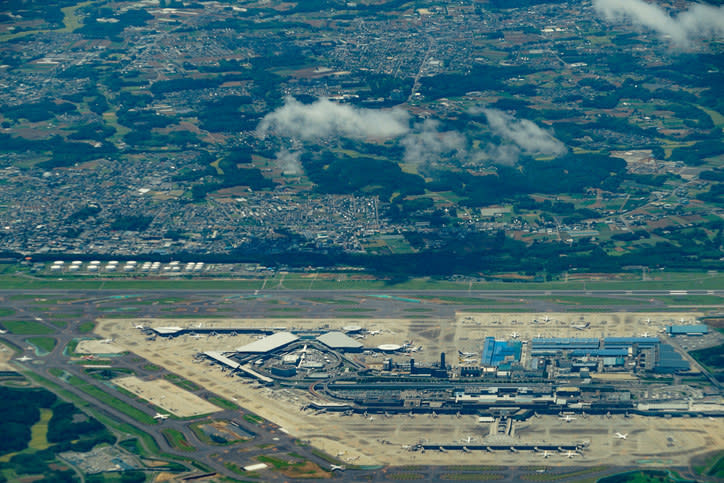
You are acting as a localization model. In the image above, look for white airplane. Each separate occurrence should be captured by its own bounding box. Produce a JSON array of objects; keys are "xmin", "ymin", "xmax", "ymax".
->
[
  {"xmin": 542, "ymin": 315, "xmax": 550, "ymax": 322},
  {"xmin": 367, "ymin": 416, "xmax": 375, "ymax": 422},
  {"xmin": 644, "ymin": 318, "xmax": 652, "ymax": 324},
  {"xmin": 134, "ymin": 324, "xmax": 145, "ymax": 329},
  {"xmin": 559, "ymin": 415, "xmax": 576, "ymax": 423},
  {"xmin": 100, "ymin": 338, "xmax": 113, "ymax": 344},
  {"xmin": 510, "ymin": 331, "xmax": 520, "ymax": 339},
  {"xmin": 409, "ymin": 345, "xmax": 422, "ymax": 352},
  {"xmin": 367, "ymin": 330, "xmax": 381, "ymax": 335},
  {"xmin": 615, "ymin": 432, "xmax": 628, "ymax": 440},
  {"xmin": 639, "ymin": 332, "xmax": 650, "ymax": 338},
  {"xmin": 0, "ymin": 329, "xmax": 7, "ymax": 334},
  {"xmin": 463, "ymin": 436, "xmax": 474, "ymax": 444},
  {"xmin": 330, "ymin": 464, "xmax": 345, "ymax": 471},
  {"xmin": 572, "ymin": 322, "xmax": 590, "ymax": 330},
  {"xmin": 153, "ymin": 412, "xmax": 169, "ymax": 420},
  {"xmin": 16, "ymin": 355, "xmax": 33, "ymax": 362},
  {"xmin": 564, "ymin": 450, "xmax": 580, "ymax": 458},
  {"xmin": 190, "ymin": 334, "xmax": 203, "ymax": 339},
  {"xmin": 34, "ymin": 317, "xmax": 43, "ymax": 322},
  {"xmin": 462, "ymin": 446, "xmax": 471, "ymax": 453},
  {"xmin": 541, "ymin": 450, "xmax": 550, "ymax": 458},
  {"xmin": 459, "ymin": 350, "xmax": 477, "ymax": 357},
  {"xmin": 431, "ymin": 411, "xmax": 438, "ymax": 419},
  {"xmin": 439, "ymin": 446, "xmax": 447, "ymax": 453}
]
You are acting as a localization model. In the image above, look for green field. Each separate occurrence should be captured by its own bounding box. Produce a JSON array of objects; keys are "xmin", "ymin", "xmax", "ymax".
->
[
  {"xmin": 25, "ymin": 336, "xmax": 57, "ymax": 353},
  {"xmin": 65, "ymin": 375, "xmax": 156, "ymax": 425},
  {"xmin": 2, "ymin": 320, "xmax": 55, "ymax": 335},
  {"xmin": 161, "ymin": 428, "xmax": 195, "ymax": 452},
  {"xmin": 2, "ymin": 270, "xmax": 724, "ymax": 291}
]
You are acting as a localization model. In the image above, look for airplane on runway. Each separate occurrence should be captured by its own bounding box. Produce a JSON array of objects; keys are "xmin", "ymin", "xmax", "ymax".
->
[
  {"xmin": 34, "ymin": 317, "xmax": 43, "ymax": 322},
  {"xmin": 16, "ymin": 355, "xmax": 32, "ymax": 362},
  {"xmin": 330, "ymin": 465, "xmax": 345, "ymax": 471},
  {"xmin": 563, "ymin": 450, "xmax": 580, "ymax": 458},
  {"xmin": 153, "ymin": 413, "xmax": 169, "ymax": 420},
  {"xmin": 559, "ymin": 415, "xmax": 576, "ymax": 423},
  {"xmin": 615, "ymin": 432, "xmax": 628, "ymax": 440}
]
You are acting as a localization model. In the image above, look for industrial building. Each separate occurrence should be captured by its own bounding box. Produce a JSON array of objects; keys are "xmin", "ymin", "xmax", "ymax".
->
[{"xmin": 667, "ymin": 324, "xmax": 709, "ymax": 336}]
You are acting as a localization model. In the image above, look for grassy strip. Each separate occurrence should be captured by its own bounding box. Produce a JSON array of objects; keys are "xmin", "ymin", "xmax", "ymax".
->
[
  {"xmin": 26, "ymin": 337, "xmax": 57, "ymax": 353},
  {"xmin": 440, "ymin": 473, "xmax": 504, "ymax": 481},
  {"xmin": 2, "ymin": 270, "xmax": 724, "ymax": 291},
  {"xmin": 520, "ymin": 465, "xmax": 608, "ymax": 481},
  {"xmin": 208, "ymin": 395, "xmax": 239, "ymax": 410},
  {"xmin": 164, "ymin": 373, "xmax": 200, "ymax": 392},
  {"xmin": 66, "ymin": 375, "xmax": 157, "ymax": 425},
  {"xmin": 0, "ymin": 307, "xmax": 16, "ymax": 317},
  {"xmin": 2, "ymin": 320, "xmax": 55, "ymax": 335},
  {"xmin": 161, "ymin": 428, "xmax": 195, "ymax": 452},
  {"xmin": 243, "ymin": 414, "xmax": 264, "ymax": 425}
]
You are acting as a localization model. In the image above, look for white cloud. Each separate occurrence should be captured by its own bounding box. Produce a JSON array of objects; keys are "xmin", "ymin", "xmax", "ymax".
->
[
  {"xmin": 482, "ymin": 108, "xmax": 567, "ymax": 161},
  {"xmin": 274, "ymin": 149, "xmax": 303, "ymax": 175},
  {"xmin": 400, "ymin": 119, "xmax": 467, "ymax": 165},
  {"xmin": 257, "ymin": 96, "xmax": 410, "ymax": 140},
  {"xmin": 593, "ymin": 0, "xmax": 724, "ymax": 49}
]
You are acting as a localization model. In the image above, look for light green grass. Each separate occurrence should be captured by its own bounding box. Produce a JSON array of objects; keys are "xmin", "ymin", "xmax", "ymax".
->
[
  {"xmin": 0, "ymin": 308, "xmax": 16, "ymax": 317},
  {"xmin": 2, "ymin": 320, "xmax": 55, "ymax": 335},
  {"xmin": 161, "ymin": 428, "xmax": 195, "ymax": 452},
  {"xmin": 25, "ymin": 337, "xmax": 57, "ymax": 353},
  {"xmin": 66, "ymin": 375, "xmax": 156, "ymax": 425}
]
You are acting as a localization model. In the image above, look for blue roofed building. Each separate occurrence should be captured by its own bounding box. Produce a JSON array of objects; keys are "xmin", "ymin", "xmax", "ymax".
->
[
  {"xmin": 667, "ymin": 325, "xmax": 708, "ymax": 336},
  {"xmin": 481, "ymin": 337, "xmax": 522, "ymax": 367}
]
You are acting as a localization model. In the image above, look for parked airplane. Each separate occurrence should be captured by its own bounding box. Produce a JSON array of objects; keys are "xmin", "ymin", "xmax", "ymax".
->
[
  {"xmin": 462, "ymin": 446, "xmax": 471, "ymax": 453},
  {"xmin": 458, "ymin": 350, "xmax": 477, "ymax": 357},
  {"xmin": 367, "ymin": 330, "xmax": 381, "ymax": 335},
  {"xmin": 559, "ymin": 415, "xmax": 576, "ymax": 423},
  {"xmin": 330, "ymin": 465, "xmax": 345, "ymax": 471},
  {"xmin": 571, "ymin": 322, "xmax": 590, "ymax": 330},
  {"xmin": 541, "ymin": 450, "xmax": 550, "ymax": 458},
  {"xmin": 153, "ymin": 413, "xmax": 169, "ymax": 420},
  {"xmin": 0, "ymin": 329, "xmax": 7, "ymax": 334},
  {"xmin": 100, "ymin": 338, "xmax": 113, "ymax": 344},
  {"xmin": 134, "ymin": 324, "xmax": 145, "ymax": 329},
  {"xmin": 16, "ymin": 355, "xmax": 33, "ymax": 362},
  {"xmin": 510, "ymin": 331, "xmax": 520, "ymax": 339},
  {"xmin": 615, "ymin": 432, "xmax": 628, "ymax": 440},
  {"xmin": 542, "ymin": 315, "xmax": 550, "ymax": 322},
  {"xmin": 564, "ymin": 451, "xmax": 580, "ymax": 458},
  {"xmin": 639, "ymin": 332, "xmax": 650, "ymax": 338}
]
